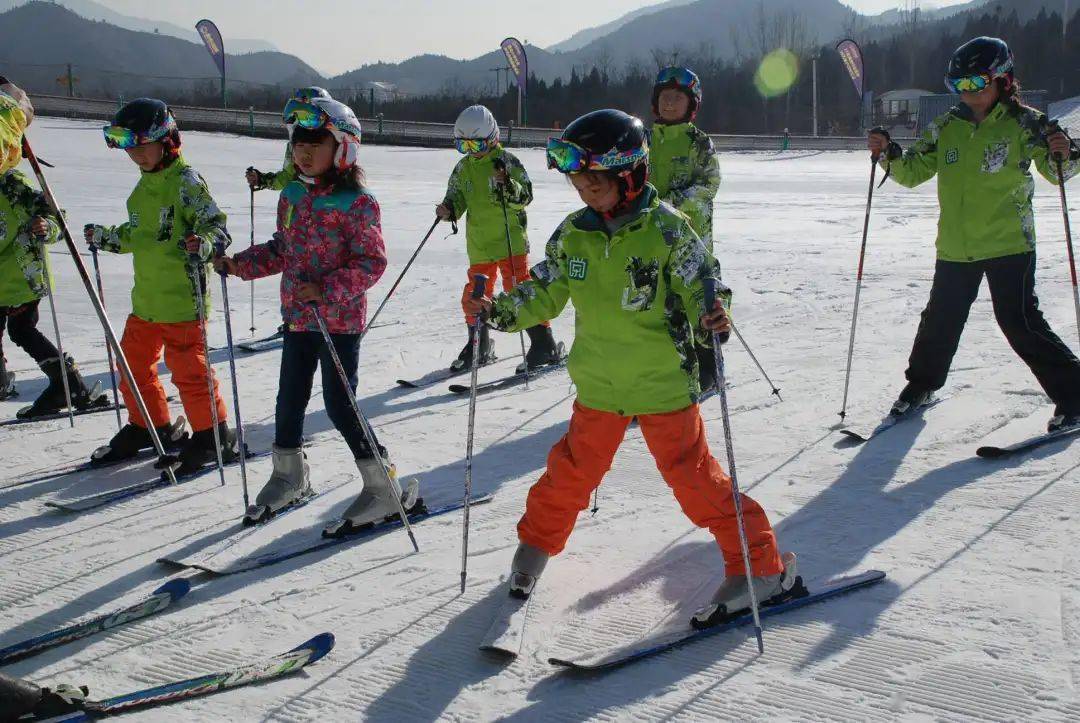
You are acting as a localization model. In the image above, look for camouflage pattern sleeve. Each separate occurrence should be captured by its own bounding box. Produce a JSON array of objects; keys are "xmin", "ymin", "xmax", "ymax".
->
[
  {"xmin": 442, "ymin": 159, "xmax": 469, "ymax": 221},
  {"xmin": 672, "ymin": 131, "xmax": 720, "ymax": 211},
  {"xmin": 1016, "ymin": 107, "xmax": 1080, "ymax": 185},
  {"xmin": 489, "ymin": 221, "xmax": 571, "ymax": 332},
  {"xmin": 179, "ymin": 167, "xmax": 231, "ymax": 260},
  {"xmin": 501, "ymin": 153, "xmax": 533, "ymax": 210},
  {"xmin": 663, "ymin": 210, "xmax": 727, "ymax": 349},
  {"xmin": 883, "ymin": 116, "xmax": 944, "ymax": 189}
]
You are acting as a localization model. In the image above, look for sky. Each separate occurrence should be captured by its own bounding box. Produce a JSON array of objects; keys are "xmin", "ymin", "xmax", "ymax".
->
[{"xmin": 91, "ymin": 0, "xmax": 973, "ymax": 76}]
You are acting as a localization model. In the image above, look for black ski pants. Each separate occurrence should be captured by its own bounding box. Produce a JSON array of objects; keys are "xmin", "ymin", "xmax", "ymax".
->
[
  {"xmin": 0, "ymin": 300, "xmax": 59, "ymax": 365},
  {"xmin": 905, "ymin": 252, "xmax": 1080, "ymax": 413},
  {"xmin": 275, "ymin": 330, "xmax": 381, "ymax": 460}
]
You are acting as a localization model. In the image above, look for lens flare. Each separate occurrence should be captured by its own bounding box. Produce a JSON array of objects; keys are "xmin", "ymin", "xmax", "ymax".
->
[{"xmin": 755, "ymin": 49, "xmax": 800, "ymax": 98}]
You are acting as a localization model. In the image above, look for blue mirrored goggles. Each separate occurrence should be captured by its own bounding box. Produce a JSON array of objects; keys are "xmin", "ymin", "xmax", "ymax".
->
[
  {"xmin": 455, "ymin": 137, "xmax": 494, "ymax": 155},
  {"xmin": 283, "ymin": 99, "xmax": 330, "ymax": 129},
  {"xmin": 946, "ymin": 73, "xmax": 992, "ymax": 94},
  {"xmin": 102, "ymin": 117, "xmax": 175, "ymax": 149},
  {"xmin": 655, "ymin": 67, "xmax": 699, "ymax": 90},
  {"xmin": 545, "ymin": 137, "xmax": 647, "ymax": 174}
]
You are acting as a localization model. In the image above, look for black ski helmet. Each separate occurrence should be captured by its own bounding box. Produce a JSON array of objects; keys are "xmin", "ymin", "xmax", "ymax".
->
[
  {"xmin": 651, "ymin": 67, "xmax": 702, "ymax": 123},
  {"xmin": 555, "ymin": 108, "xmax": 649, "ymax": 208},
  {"xmin": 107, "ymin": 98, "xmax": 181, "ymax": 162},
  {"xmin": 945, "ymin": 36, "xmax": 1014, "ymax": 93}
]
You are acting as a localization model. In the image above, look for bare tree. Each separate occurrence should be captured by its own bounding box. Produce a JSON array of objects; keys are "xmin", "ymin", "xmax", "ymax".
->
[{"xmin": 898, "ymin": 0, "xmax": 921, "ymax": 87}]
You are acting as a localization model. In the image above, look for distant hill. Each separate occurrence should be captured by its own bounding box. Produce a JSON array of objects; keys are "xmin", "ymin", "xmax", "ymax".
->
[
  {"xmin": 546, "ymin": 0, "xmax": 698, "ymax": 53},
  {"xmin": 0, "ymin": 2, "xmax": 320, "ymax": 97},
  {"xmin": 0, "ymin": 0, "xmax": 276, "ymax": 54}
]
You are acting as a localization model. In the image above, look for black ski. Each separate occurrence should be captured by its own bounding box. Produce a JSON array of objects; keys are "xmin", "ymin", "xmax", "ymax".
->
[
  {"xmin": 2, "ymin": 402, "xmax": 123, "ymax": 428},
  {"xmin": 448, "ymin": 357, "xmax": 567, "ymax": 395},
  {"xmin": 838, "ymin": 395, "xmax": 949, "ymax": 443},
  {"xmin": 977, "ymin": 423, "xmax": 1080, "ymax": 459}
]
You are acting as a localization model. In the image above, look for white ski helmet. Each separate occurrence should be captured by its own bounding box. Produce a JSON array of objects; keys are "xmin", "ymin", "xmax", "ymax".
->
[
  {"xmin": 285, "ymin": 96, "xmax": 362, "ymax": 171},
  {"xmin": 454, "ymin": 104, "xmax": 499, "ymax": 142}
]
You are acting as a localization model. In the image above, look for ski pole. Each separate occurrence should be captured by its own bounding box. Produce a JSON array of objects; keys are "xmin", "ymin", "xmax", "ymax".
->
[
  {"xmin": 1053, "ymin": 153, "xmax": 1080, "ymax": 351},
  {"xmin": 838, "ymin": 154, "xmax": 879, "ymax": 423},
  {"xmin": 461, "ymin": 273, "xmax": 488, "ymax": 593},
  {"xmin": 590, "ymin": 488, "xmax": 600, "ymax": 516},
  {"xmin": 189, "ymin": 253, "xmax": 226, "ymax": 487},
  {"xmin": 493, "ymin": 159, "xmax": 529, "ymax": 388},
  {"xmin": 249, "ymin": 186, "xmax": 256, "ymax": 337},
  {"xmin": 730, "ymin": 321, "xmax": 782, "ymax": 401},
  {"xmin": 20, "ymin": 136, "xmax": 177, "ymax": 484},
  {"xmin": 215, "ymin": 243, "xmax": 250, "ymax": 509},
  {"xmin": 360, "ymin": 217, "xmax": 440, "ymax": 341},
  {"xmin": 704, "ymin": 277, "xmax": 765, "ymax": 654},
  {"xmin": 89, "ymin": 244, "xmax": 122, "ymax": 430},
  {"xmin": 37, "ymin": 233, "xmax": 74, "ymax": 427},
  {"xmin": 307, "ymin": 299, "xmax": 418, "ymax": 553}
]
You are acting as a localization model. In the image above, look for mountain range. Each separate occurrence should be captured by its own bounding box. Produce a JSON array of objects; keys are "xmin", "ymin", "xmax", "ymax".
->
[{"xmin": 1, "ymin": 0, "xmax": 1072, "ymax": 100}]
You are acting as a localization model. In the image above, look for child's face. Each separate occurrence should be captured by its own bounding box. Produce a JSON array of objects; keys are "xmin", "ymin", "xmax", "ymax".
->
[
  {"xmin": 125, "ymin": 142, "xmax": 165, "ymax": 172},
  {"xmin": 292, "ymin": 135, "xmax": 336, "ymax": 177},
  {"xmin": 657, "ymin": 88, "xmax": 691, "ymax": 122},
  {"xmin": 960, "ymin": 82, "xmax": 1000, "ymax": 115},
  {"xmin": 570, "ymin": 172, "xmax": 620, "ymax": 214}
]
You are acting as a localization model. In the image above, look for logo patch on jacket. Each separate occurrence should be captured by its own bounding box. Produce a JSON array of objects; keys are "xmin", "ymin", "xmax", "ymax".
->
[
  {"xmin": 945, "ymin": 148, "xmax": 959, "ymax": 165},
  {"xmin": 567, "ymin": 257, "xmax": 588, "ymax": 280},
  {"xmin": 981, "ymin": 140, "xmax": 1009, "ymax": 174},
  {"xmin": 621, "ymin": 256, "xmax": 659, "ymax": 311}
]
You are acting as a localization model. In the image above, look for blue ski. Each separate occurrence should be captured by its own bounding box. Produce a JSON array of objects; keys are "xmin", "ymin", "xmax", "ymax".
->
[
  {"xmin": 548, "ymin": 569, "xmax": 886, "ymax": 670},
  {"xmin": 44, "ymin": 451, "xmax": 268, "ymax": 514},
  {"xmin": 30, "ymin": 633, "xmax": 334, "ymax": 720},
  {"xmin": 448, "ymin": 352, "xmax": 567, "ymax": 396},
  {"xmin": 0, "ymin": 579, "xmax": 190, "ymax": 664},
  {"xmin": 159, "ymin": 494, "xmax": 494, "ymax": 575}
]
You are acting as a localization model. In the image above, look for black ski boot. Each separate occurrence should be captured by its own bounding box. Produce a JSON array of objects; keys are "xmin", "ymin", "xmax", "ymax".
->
[
  {"xmin": 890, "ymin": 383, "xmax": 933, "ymax": 416},
  {"xmin": 0, "ymin": 671, "xmax": 87, "ymax": 720},
  {"xmin": 1048, "ymin": 403, "xmax": 1080, "ymax": 433},
  {"xmin": 167, "ymin": 422, "xmax": 239, "ymax": 477},
  {"xmin": 450, "ymin": 324, "xmax": 495, "ymax": 373},
  {"xmin": 0, "ymin": 355, "xmax": 15, "ymax": 401},
  {"xmin": 17, "ymin": 355, "xmax": 106, "ymax": 419},
  {"xmin": 515, "ymin": 325, "xmax": 564, "ymax": 374},
  {"xmin": 90, "ymin": 418, "xmax": 189, "ymax": 467}
]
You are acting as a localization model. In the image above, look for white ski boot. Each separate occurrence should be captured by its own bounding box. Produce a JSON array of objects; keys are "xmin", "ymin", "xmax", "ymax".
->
[
  {"xmin": 243, "ymin": 445, "xmax": 311, "ymax": 526},
  {"xmin": 508, "ymin": 542, "xmax": 549, "ymax": 600},
  {"xmin": 691, "ymin": 552, "xmax": 801, "ymax": 629},
  {"xmin": 322, "ymin": 455, "xmax": 411, "ymax": 538}
]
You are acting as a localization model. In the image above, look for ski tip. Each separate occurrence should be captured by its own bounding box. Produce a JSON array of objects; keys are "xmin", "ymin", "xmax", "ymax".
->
[
  {"xmin": 975, "ymin": 446, "xmax": 1007, "ymax": 459},
  {"xmin": 152, "ymin": 578, "xmax": 192, "ymax": 599},
  {"xmin": 293, "ymin": 632, "xmax": 335, "ymax": 664},
  {"xmin": 838, "ymin": 429, "xmax": 868, "ymax": 443},
  {"xmin": 395, "ymin": 379, "xmax": 419, "ymax": 388}
]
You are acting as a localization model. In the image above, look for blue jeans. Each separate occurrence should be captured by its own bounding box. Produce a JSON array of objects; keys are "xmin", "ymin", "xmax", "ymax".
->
[{"xmin": 275, "ymin": 330, "xmax": 381, "ymax": 459}]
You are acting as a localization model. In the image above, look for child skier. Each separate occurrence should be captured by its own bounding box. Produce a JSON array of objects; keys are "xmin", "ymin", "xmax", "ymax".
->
[
  {"xmin": 465, "ymin": 109, "xmax": 794, "ymax": 626},
  {"xmin": 245, "ymin": 87, "xmax": 332, "ymax": 193},
  {"xmin": 869, "ymin": 37, "xmax": 1080, "ymax": 432},
  {"xmin": 84, "ymin": 98, "xmax": 234, "ymax": 472},
  {"xmin": 436, "ymin": 104, "xmax": 562, "ymax": 374},
  {"xmin": 0, "ymin": 111, "xmax": 104, "ymax": 417},
  {"xmin": 215, "ymin": 96, "xmax": 398, "ymax": 533},
  {"xmin": 648, "ymin": 67, "xmax": 720, "ymax": 250}
]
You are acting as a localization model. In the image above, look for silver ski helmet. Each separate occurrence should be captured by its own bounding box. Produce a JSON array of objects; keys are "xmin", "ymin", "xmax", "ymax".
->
[{"xmin": 453, "ymin": 105, "xmax": 499, "ymax": 154}]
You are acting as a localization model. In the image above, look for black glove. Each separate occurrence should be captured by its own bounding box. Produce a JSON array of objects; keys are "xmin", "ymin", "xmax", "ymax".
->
[{"xmin": 869, "ymin": 126, "xmax": 903, "ymax": 161}]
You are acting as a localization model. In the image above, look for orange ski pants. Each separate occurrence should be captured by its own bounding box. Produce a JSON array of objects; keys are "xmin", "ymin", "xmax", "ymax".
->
[
  {"xmin": 518, "ymin": 402, "xmax": 784, "ymax": 577},
  {"xmin": 461, "ymin": 254, "xmax": 549, "ymax": 327},
  {"xmin": 117, "ymin": 314, "xmax": 227, "ymax": 432}
]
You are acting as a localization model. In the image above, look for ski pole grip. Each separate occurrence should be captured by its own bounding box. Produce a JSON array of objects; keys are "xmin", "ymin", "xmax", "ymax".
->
[
  {"xmin": 471, "ymin": 274, "xmax": 488, "ymax": 300},
  {"xmin": 703, "ymin": 277, "xmax": 718, "ymax": 313}
]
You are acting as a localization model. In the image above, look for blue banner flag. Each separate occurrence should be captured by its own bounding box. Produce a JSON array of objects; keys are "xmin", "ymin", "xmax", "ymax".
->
[{"xmin": 196, "ymin": 19, "xmax": 226, "ymax": 78}]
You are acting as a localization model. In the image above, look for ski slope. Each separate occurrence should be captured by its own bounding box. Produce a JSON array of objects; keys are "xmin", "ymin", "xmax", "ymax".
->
[{"xmin": 0, "ymin": 117, "xmax": 1078, "ymax": 721}]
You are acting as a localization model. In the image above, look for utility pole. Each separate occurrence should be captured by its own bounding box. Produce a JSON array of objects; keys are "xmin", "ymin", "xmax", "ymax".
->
[
  {"xmin": 812, "ymin": 54, "xmax": 819, "ymax": 137},
  {"xmin": 1064, "ymin": 0, "xmax": 1070, "ymax": 97}
]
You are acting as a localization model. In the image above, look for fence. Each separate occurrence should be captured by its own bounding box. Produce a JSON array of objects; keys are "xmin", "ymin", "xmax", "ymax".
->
[{"xmin": 31, "ymin": 94, "xmax": 871, "ymax": 152}]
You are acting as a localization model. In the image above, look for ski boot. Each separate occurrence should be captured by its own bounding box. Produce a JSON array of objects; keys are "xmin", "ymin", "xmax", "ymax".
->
[
  {"xmin": 450, "ymin": 324, "xmax": 495, "ymax": 373},
  {"xmin": 0, "ymin": 671, "xmax": 87, "ymax": 719},
  {"xmin": 508, "ymin": 542, "xmax": 549, "ymax": 600},
  {"xmin": 889, "ymin": 384, "xmax": 934, "ymax": 417},
  {"xmin": 323, "ymin": 453, "xmax": 408, "ymax": 538},
  {"xmin": 244, "ymin": 445, "xmax": 312, "ymax": 525},
  {"xmin": 515, "ymin": 325, "xmax": 564, "ymax": 374},
  {"xmin": 16, "ymin": 355, "xmax": 107, "ymax": 419},
  {"xmin": 0, "ymin": 355, "xmax": 15, "ymax": 401},
  {"xmin": 90, "ymin": 418, "xmax": 189, "ymax": 467},
  {"xmin": 691, "ymin": 552, "xmax": 803, "ymax": 629},
  {"xmin": 1048, "ymin": 403, "xmax": 1080, "ymax": 433},
  {"xmin": 163, "ymin": 422, "xmax": 239, "ymax": 477}
]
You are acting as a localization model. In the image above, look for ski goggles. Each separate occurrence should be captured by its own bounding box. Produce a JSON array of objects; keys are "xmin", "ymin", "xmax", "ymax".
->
[
  {"xmin": 455, "ymin": 137, "xmax": 494, "ymax": 155},
  {"xmin": 102, "ymin": 116, "xmax": 176, "ymax": 149},
  {"xmin": 545, "ymin": 137, "xmax": 648, "ymax": 174},
  {"xmin": 283, "ymin": 99, "xmax": 330, "ymax": 129},
  {"xmin": 655, "ymin": 66, "xmax": 699, "ymax": 90},
  {"xmin": 946, "ymin": 73, "xmax": 992, "ymax": 94}
]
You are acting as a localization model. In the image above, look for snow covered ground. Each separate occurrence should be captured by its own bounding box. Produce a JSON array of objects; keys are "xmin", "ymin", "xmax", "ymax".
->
[{"xmin": 1, "ymin": 118, "xmax": 1079, "ymax": 721}]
